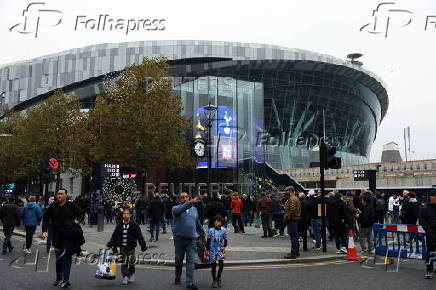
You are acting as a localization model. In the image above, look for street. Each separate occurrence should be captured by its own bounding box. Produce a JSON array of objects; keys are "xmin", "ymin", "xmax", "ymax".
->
[{"xmin": 0, "ymin": 234, "xmax": 434, "ymax": 290}]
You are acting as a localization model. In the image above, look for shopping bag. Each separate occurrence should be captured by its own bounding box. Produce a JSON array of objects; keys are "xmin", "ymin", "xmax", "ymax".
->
[
  {"xmin": 271, "ymin": 227, "xmax": 278, "ymax": 237},
  {"xmin": 194, "ymin": 236, "xmax": 211, "ymax": 269},
  {"xmin": 254, "ymin": 217, "xmax": 260, "ymax": 228},
  {"xmin": 95, "ymin": 249, "xmax": 116, "ymax": 280}
]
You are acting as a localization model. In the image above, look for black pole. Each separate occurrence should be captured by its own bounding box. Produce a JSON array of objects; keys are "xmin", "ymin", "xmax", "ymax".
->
[
  {"xmin": 320, "ymin": 141, "xmax": 327, "ymax": 253},
  {"xmin": 320, "ymin": 109, "xmax": 327, "ymax": 253},
  {"xmin": 207, "ymin": 115, "xmax": 212, "ymax": 198}
]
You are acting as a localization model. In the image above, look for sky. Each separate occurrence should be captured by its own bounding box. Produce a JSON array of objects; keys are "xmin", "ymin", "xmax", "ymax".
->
[{"xmin": 1, "ymin": 0, "xmax": 435, "ymax": 163}]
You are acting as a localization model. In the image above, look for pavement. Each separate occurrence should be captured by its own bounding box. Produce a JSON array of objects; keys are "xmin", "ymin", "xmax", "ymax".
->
[{"xmin": 2, "ymin": 222, "xmax": 343, "ymax": 265}]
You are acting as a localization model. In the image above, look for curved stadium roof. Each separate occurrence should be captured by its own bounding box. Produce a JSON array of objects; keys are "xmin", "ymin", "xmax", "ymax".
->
[{"xmin": 0, "ymin": 40, "xmax": 388, "ymax": 119}]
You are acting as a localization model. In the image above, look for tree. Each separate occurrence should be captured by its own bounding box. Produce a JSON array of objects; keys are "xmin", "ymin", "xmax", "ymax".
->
[
  {"xmin": 7, "ymin": 90, "xmax": 92, "ymax": 190},
  {"xmin": 88, "ymin": 57, "xmax": 195, "ymax": 181}
]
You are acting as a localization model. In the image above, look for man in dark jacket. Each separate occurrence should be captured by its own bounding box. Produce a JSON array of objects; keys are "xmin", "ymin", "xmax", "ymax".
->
[
  {"xmin": 327, "ymin": 192, "xmax": 349, "ymax": 254},
  {"xmin": 147, "ymin": 194, "xmax": 164, "ymax": 242},
  {"xmin": 135, "ymin": 196, "xmax": 147, "ymax": 225},
  {"xmin": 271, "ymin": 193, "xmax": 285, "ymax": 237},
  {"xmin": 298, "ymin": 192, "xmax": 312, "ymax": 251},
  {"xmin": 0, "ymin": 197, "xmax": 20, "ymax": 255},
  {"xmin": 107, "ymin": 207, "xmax": 147, "ymax": 285},
  {"xmin": 401, "ymin": 191, "xmax": 420, "ymax": 225},
  {"xmin": 256, "ymin": 193, "xmax": 272, "ymax": 238},
  {"xmin": 205, "ymin": 194, "xmax": 226, "ymax": 229},
  {"xmin": 358, "ymin": 194, "xmax": 375, "ymax": 253},
  {"xmin": 42, "ymin": 189, "xmax": 83, "ymax": 288},
  {"xmin": 375, "ymin": 191, "xmax": 386, "ymax": 224},
  {"xmin": 420, "ymin": 191, "xmax": 436, "ymax": 279}
]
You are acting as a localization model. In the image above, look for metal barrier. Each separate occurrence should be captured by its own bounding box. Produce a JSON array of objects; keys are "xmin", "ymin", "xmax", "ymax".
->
[{"xmin": 373, "ymin": 223, "xmax": 427, "ymax": 260}]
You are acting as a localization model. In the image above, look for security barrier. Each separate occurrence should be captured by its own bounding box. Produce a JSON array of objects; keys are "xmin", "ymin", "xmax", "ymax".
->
[{"xmin": 373, "ymin": 223, "xmax": 427, "ymax": 260}]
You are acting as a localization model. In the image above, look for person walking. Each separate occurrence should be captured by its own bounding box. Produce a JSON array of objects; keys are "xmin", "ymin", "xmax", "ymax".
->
[
  {"xmin": 42, "ymin": 189, "xmax": 83, "ymax": 288},
  {"xmin": 148, "ymin": 193, "xmax": 164, "ymax": 242},
  {"xmin": 358, "ymin": 194, "xmax": 375, "ymax": 254},
  {"xmin": 420, "ymin": 191, "xmax": 436, "ymax": 279},
  {"xmin": 327, "ymin": 192, "xmax": 349, "ymax": 254},
  {"xmin": 283, "ymin": 186, "xmax": 301, "ymax": 259},
  {"xmin": 0, "ymin": 196, "xmax": 21, "ymax": 255},
  {"xmin": 230, "ymin": 193, "xmax": 244, "ymax": 233},
  {"xmin": 107, "ymin": 207, "xmax": 147, "ymax": 285},
  {"xmin": 375, "ymin": 192, "xmax": 386, "ymax": 224},
  {"xmin": 172, "ymin": 192, "xmax": 206, "ymax": 290},
  {"xmin": 256, "ymin": 193, "xmax": 272, "ymax": 238},
  {"xmin": 271, "ymin": 193, "xmax": 285, "ymax": 237},
  {"xmin": 205, "ymin": 194, "xmax": 226, "ymax": 229},
  {"xmin": 298, "ymin": 192, "xmax": 312, "ymax": 251},
  {"xmin": 344, "ymin": 192, "xmax": 358, "ymax": 240},
  {"xmin": 20, "ymin": 195, "xmax": 43, "ymax": 254}
]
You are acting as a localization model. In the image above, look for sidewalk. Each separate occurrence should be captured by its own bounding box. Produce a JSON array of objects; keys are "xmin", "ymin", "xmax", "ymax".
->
[{"xmin": 4, "ymin": 222, "xmax": 343, "ymax": 266}]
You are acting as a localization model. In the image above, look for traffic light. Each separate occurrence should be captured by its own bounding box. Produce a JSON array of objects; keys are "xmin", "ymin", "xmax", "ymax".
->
[
  {"xmin": 326, "ymin": 146, "xmax": 341, "ymax": 169},
  {"xmin": 40, "ymin": 159, "xmax": 55, "ymax": 184}
]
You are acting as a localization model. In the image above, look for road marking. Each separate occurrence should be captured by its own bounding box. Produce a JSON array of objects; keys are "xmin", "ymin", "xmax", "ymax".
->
[{"xmin": 135, "ymin": 259, "xmax": 354, "ymax": 271}]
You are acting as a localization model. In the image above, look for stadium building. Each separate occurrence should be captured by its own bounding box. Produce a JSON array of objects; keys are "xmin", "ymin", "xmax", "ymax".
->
[{"xmin": 0, "ymin": 40, "xmax": 388, "ymax": 193}]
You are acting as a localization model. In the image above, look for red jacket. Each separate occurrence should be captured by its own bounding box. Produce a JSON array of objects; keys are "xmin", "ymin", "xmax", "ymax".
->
[{"xmin": 230, "ymin": 196, "xmax": 243, "ymax": 214}]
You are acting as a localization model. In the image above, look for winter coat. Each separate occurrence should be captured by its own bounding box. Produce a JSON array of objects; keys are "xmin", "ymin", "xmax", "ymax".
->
[
  {"xmin": 271, "ymin": 197, "xmax": 283, "ymax": 215},
  {"xmin": 420, "ymin": 203, "xmax": 436, "ymax": 247},
  {"xmin": 256, "ymin": 197, "xmax": 272, "ymax": 215},
  {"xmin": 0, "ymin": 203, "xmax": 21, "ymax": 226},
  {"xmin": 107, "ymin": 219, "xmax": 147, "ymax": 251},
  {"xmin": 230, "ymin": 196, "xmax": 243, "ymax": 214},
  {"xmin": 359, "ymin": 204, "xmax": 375, "ymax": 228},
  {"xmin": 241, "ymin": 198, "xmax": 254, "ymax": 212},
  {"xmin": 20, "ymin": 202, "xmax": 42, "ymax": 226},
  {"xmin": 401, "ymin": 198, "xmax": 420, "ymax": 225},
  {"xmin": 147, "ymin": 197, "xmax": 164, "ymax": 221},
  {"xmin": 298, "ymin": 198, "xmax": 312, "ymax": 228},
  {"xmin": 205, "ymin": 198, "xmax": 226, "ymax": 222},
  {"xmin": 283, "ymin": 196, "xmax": 301, "ymax": 224},
  {"xmin": 345, "ymin": 199, "xmax": 357, "ymax": 224},
  {"xmin": 327, "ymin": 198, "xmax": 349, "ymax": 228}
]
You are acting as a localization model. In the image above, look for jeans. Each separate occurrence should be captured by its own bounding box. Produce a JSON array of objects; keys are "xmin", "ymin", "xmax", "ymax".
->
[
  {"xmin": 287, "ymin": 220, "xmax": 299, "ymax": 255},
  {"xmin": 312, "ymin": 219, "xmax": 321, "ymax": 248},
  {"xmin": 47, "ymin": 225, "xmax": 53, "ymax": 253},
  {"xmin": 150, "ymin": 219, "xmax": 160, "ymax": 240},
  {"xmin": 359, "ymin": 227, "xmax": 373, "ymax": 251},
  {"xmin": 261, "ymin": 213, "xmax": 272, "ymax": 237},
  {"xmin": 2, "ymin": 225, "xmax": 14, "ymax": 252},
  {"xmin": 224, "ymin": 210, "xmax": 232, "ymax": 228},
  {"xmin": 120, "ymin": 246, "xmax": 136, "ymax": 278},
  {"xmin": 25, "ymin": 225, "xmax": 37, "ymax": 250},
  {"xmin": 174, "ymin": 236, "xmax": 196, "ymax": 285},
  {"xmin": 160, "ymin": 214, "xmax": 166, "ymax": 231},
  {"xmin": 231, "ymin": 213, "xmax": 244, "ymax": 232},
  {"xmin": 54, "ymin": 244, "xmax": 72, "ymax": 281},
  {"xmin": 272, "ymin": 213, "xmax": 285, "ymax": 236}
]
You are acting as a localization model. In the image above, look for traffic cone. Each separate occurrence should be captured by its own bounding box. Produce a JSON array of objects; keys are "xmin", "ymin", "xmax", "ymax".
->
[{"xmin": 346, "ymin": 230, "xmax": 359, "ymax": 260}]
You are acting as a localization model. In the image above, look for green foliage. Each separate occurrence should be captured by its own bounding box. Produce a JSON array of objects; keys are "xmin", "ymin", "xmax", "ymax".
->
[{"xmin": 88, "ymin": 57, "xmax": 196, "ymax": 172}]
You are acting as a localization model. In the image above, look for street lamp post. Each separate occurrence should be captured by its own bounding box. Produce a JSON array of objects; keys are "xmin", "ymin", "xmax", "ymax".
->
[{"xmin": 203, "ymin": 103, "xmax": 217, "ymax": 197}]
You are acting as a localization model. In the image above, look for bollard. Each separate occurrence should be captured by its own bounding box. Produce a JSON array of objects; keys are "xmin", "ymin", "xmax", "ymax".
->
[{"xmin": 97, "ymin": 205, "xmax": 104, "ymax": 232}]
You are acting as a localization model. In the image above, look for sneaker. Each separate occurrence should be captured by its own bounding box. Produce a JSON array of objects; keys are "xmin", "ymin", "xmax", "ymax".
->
[
  {"xmin": 24, "ymin": 248, "xmax": 31, "ymax": 254},
  {"xmin": 122, "ymin": 276, "xmax": 129, "ymax": 285},
  {"xmin": 340, "ymin": 247, "xmax": 347, "ymax": 254},
  {"xmin": 128, "ymin": 274, "xmax": 135, "ymax": 282},
  {"xmin": 149, "ymin": 238, "xmax": 155, "ymax": 242},
  {"xmin": 53, "ymin": 280, "xmax": 62, "ymax": 286},
  {"xmin": 369, "ymin": 249, "xmax": 375, "ymax": 254},
  {"xmin": 211, "ymin": 280, "xmax": 218, "ymax": 288},
  {"xmin": 336, "ymin": 250, "xmax": 342, "ymax": 254},
  {"xmin": 426, "ymin": 271, "xmax": 433, "ymax": 279},
  {"xmin": 60, "ymin": 281, "xmax": 71, "ymax": 288},
  {"xmin": 186, "ymin": 283, "xmax": 199, "ymax": 290},
  {"xmin": 359, "ymin": 249, "xmax": 367, "ymax": 254}
]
